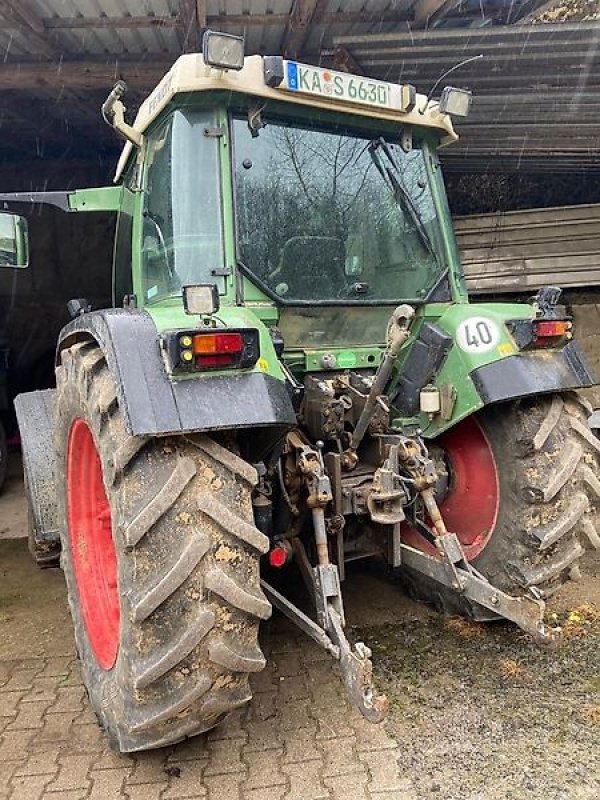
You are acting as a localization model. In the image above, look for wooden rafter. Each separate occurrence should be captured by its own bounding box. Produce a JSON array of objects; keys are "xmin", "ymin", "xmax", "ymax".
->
[
  {"xmin": 0, "ymin": 0, "xmax": 57, "ymax": 57},
  {"xmin": 0, "ymin": 60, "xmax": 172, "ymax": 91},
  {"xmin": 33, "ymin": 10, "xmax": 413, "ymax": 31},
  {"xmin": 178, "ymin": 0, "xmax": 207, "ymax": 53},
  {"xmin": 282, "ymin": 0, "xmax": 329, "ymax": 59},
  {"xmin": 179, "ymin": 0, "xmax": 198, "ymax": 52},
  {"xmin": 412, "ymin": 0, "xmax": 454, "ymax": 28},
  {"xmin": 332, "ymin": 46, "xmax": 364, "ymax": 75}
]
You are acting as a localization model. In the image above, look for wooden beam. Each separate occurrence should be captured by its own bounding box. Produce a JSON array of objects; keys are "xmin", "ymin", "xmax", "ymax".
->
[
  {"xmin": 178, "ymin": 0, "xmax": 200, "ymax": 53},
  {"xmin": 36, "ymin": 10, "xmax": 413, "ymax": 31},
  {"xmin": 197, "ymin": 0, "xmax": 207, "ymax": 30},
  {"xmin": 0, "ymin": 0, "xmax": 57, "ymax": 57},
  {"xmin": 412, "ymin": 0, "xmax": 453, "ymax": 28},
  {"xmin": 332, "ymin": 46, "xmax": 363, "ymax": 75},
  {"xmin": 43, "ymin": 16, "xmax": 178, "ymax": 31},
  {"xmin": 282, "ymin": 0, "xmax": 329, "ymax": 59},
  {"xmin": 0, "ymin": 60, "xmax": 173, "ymax": 91}
]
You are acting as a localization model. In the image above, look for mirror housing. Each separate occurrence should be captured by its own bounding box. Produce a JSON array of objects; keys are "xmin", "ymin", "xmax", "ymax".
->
[{"xmin": 0, "ymin": 212, "xmax": 29, "ymax": 268}]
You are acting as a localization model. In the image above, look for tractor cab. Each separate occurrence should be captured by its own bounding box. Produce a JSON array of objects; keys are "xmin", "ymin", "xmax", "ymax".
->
[
  {"xmin": 134, "ymin": 93, "xmax": 454, "ymax": 311},
  {"xmin": 109, "ymin": 38, "xmax": 463, "ymax": 329}
]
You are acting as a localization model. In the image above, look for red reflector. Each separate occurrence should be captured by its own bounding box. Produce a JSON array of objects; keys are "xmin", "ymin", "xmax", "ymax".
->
[
  {"xmin": 269, "ymin": 546, "xmax": 289, "ymax": 568},
  {"xmin": 192, "ymin": 332, "xmax": 244, "ymax": 355},
  {"xmin": 535, "ymin": 321, "xmax": 569, "ymax": 338},
  {"xmin": 196, "ymin": 353, "xmax": 238, "ymax": 369}
]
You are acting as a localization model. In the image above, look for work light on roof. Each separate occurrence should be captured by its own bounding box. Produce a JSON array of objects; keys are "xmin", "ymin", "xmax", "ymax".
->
[
  {"xmin": 202, "ymin": 30, "xmax": 245, "ymax": 71},
  {"xmin": 439, "ymin": 87, "xmax": 472, "ymax": 118}
]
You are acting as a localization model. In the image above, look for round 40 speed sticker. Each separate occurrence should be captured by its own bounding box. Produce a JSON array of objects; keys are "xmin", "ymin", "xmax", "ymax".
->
[{"xmin": 456, "ymin": 316, "xmax": 500, "ymax": 354}]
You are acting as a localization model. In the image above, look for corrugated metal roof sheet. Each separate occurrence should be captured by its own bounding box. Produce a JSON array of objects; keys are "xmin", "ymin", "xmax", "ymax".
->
[
  {"xmin": 335, "ymin": 21, "xmax": 600, "ymax": 172},
  {"xmin": 0, "ymin": 0, "xmax": 536, "ymax": 59},
  {"xmin": 0, "ymin": 1, "xmax": 591, "ymax": 172}
]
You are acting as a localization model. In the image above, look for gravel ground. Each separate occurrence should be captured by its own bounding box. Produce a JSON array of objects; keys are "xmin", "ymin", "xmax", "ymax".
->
[{"xmin": 358, "ymin": 588, "xmax": 600, "ymax": 800}]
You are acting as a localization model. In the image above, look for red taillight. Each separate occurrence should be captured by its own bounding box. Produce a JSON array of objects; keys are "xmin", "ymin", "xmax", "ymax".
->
[
  {"xmin": 507, "ymin": 318, "xmax": 572, "ymax": 351},
  {"xmin": 535, "ymin": 321, "xmax": 569, "ymax": 338},
  {"xmin": 173, "ymin": 328, "xmax": 259, "ymax": 371},
  {"xmin": 192, "ymin": 332, "xmax": 244, "ymax": 369},
  {"xmin": 192, "ymin": 332, "xmax": 244, "ymax": 355}
]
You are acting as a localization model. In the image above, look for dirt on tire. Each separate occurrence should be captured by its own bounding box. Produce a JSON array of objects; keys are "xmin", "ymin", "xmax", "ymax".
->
[{"xmin": 55, "ymin": 340, "xmax": 272, "ymax": 752}]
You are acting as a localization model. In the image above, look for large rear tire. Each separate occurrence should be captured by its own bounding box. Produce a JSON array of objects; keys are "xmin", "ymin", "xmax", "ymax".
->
[
  {"xmin": 401, "ymin": 392, "xmax": 600, "ymax": 611},
  {"xmin": 55, "ymin": 341, "xmax": 271, "ymax": 752}
]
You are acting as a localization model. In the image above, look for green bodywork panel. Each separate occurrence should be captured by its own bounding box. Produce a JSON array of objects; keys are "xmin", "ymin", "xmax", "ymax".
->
[
  {"xmin": 69, "ymin": 186, "xmax": 123, "ymax": 213},
  {"xmin": 389, "ymin": 301, "xmax": 535, "ymax": 438}
]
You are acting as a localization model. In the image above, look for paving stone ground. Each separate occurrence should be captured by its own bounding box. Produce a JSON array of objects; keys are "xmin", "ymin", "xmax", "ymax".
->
[{"xmin": 0, "ymin": 535, "xmax": 410, "ymax": 800}]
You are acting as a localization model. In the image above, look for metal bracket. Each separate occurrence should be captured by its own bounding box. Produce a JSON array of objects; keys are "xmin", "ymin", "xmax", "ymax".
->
[
  {"xmin": 367, "ymin": 444, "xmax": 407, "ymax": 526},
  {"xmin": 203, "ymin": 126, "xmax": 227, "ymax": 138},
  {"xmin": 313, "ymin": 563, "xmax": 344, "ymax": 629},
  {"xmin": 434, "ymin": 532, "xmax": 470, "ymax": 590},
  {"xmin": 400, "ymin": 543, "xmax": 551, "ymax": 643},
  {"xmin": 261, "ymin": 579, "xmax": 339, "ymax": 657},
  {"xmin": 327, "ymin": 607, "xmax": 389, "ymax": 723},
  {"xmin": 260, "ymin": 570, "xmax": 388, "ymax": 723}
]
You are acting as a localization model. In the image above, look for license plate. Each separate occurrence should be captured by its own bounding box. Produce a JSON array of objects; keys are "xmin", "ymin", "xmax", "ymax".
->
[{"xmin": 283, "ymin": 61, "xmax": 405, "ymax": 111}]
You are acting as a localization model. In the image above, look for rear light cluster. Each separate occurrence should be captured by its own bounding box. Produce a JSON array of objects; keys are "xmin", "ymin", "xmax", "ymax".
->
[
  {"xmin": 534, "ymin": 320, "xmax": 571, "ymax": 339},
  {"xmin": 507, "ymin": 318, "xmax": 573, "ymax": 350},
  {"xmin": 168, "ymin": 328, "xmax": 260, "ymax": 371}
]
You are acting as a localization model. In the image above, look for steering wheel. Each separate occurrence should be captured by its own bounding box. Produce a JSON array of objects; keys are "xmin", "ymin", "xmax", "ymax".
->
[{"xmin": 142, "ymin": 213, "xmax": 172, "ymax": 280}]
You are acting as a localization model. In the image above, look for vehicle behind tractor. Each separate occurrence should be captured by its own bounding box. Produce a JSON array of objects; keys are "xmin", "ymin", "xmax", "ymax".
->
[
  {"xmin": 0, "ymin": 341, "xmax": 8, "ymax": 490},
  {"xmin": 0, "ymin": 212, "xmax": 30, "ymax": 490},
  {"xmin": 2, "ymin": 32, "xmax": 599, "ymax": 752}
]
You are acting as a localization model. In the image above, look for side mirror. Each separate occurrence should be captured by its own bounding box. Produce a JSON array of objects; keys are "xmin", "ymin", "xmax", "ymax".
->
[{"xmin": 0, "ymin": 212, "xmax": 29, "ymax": 268}]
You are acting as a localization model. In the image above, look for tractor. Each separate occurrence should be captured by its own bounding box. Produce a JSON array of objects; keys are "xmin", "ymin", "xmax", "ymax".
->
[{"xmin": 2, "ymin": 32, "xmax": 599, "ymax": 752}]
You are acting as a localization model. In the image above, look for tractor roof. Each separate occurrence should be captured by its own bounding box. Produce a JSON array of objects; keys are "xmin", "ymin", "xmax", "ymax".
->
[{"xmin": 115, "ymin": 54, "xmax": 457, "ymax": 181}]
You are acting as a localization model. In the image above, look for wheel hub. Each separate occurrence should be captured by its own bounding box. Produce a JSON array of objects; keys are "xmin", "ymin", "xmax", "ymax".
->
[
  {"xmin": 403, "ymin": 416, "xmax": 500, "ymax": 561},
  {"xmin": 67, "ymin": 419, "xmax": 120, "ymax": 670}
]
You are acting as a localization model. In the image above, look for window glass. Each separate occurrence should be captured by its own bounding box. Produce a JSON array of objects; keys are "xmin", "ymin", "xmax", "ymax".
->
[
  {"xmin": 141, "ymin": 110, "xmax": 225, "ymax": 303},
  {"xmin": 233, "ymin": 117, "xmax": 447, "ymax": 303},
  {"xmin": 113, "ymin": 188, "xmax": 134, "ymax": 306}
]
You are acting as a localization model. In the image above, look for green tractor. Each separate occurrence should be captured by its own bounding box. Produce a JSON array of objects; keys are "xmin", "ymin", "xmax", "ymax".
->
[{"xmin": 5, "ymin": 32, "xmax": 600, "ymax": 752}]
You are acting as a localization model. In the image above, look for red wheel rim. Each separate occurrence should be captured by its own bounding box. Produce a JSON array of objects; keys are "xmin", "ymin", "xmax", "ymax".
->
[
  {"xmin": 402, "ymin": 416, "xmax": 500, "ymax": 561},
  {"xmin": 67, "ymin": 419, "xmax": 120, "ymax": 670}
]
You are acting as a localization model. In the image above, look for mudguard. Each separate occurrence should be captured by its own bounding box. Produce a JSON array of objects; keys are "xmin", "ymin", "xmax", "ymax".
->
[
  {"xmin": 14, "ymin": 389, "xmax": 61, "ymax": 565},
  {"xmin": 57, "ymin": 309, "xmax": 296, "ymax": 447},
  {"xmin": 470, "ymin": 342, "xmax": 595, "ymax": 404}
]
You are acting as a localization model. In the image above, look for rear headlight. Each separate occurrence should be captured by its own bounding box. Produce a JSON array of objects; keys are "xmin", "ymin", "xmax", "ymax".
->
[{"xmin": 168, "ymin": 328, "xmax": 259, "ymax": 371}]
